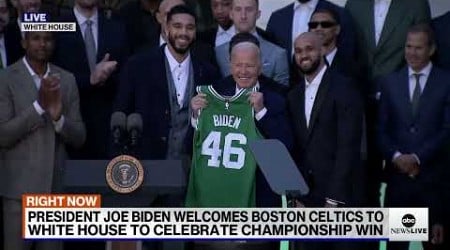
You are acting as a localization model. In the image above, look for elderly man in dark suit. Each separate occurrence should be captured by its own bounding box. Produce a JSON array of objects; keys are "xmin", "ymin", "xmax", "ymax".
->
[
  {"xmin": 0, "ymin": 31, "xmax": 85, "ymax": 250},
  {"xmin": 378, "ymin": 24, "xmax": 446, "ymax": 250},
  {"xmin": 52, "ymin": 0, "xmax": 129, "ymax": 160}
]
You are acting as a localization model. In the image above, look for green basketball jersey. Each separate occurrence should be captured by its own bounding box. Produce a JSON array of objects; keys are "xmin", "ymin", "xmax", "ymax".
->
[{"xmin": 186, "ymin": 85, "xmax": 262, "ymax": 207}]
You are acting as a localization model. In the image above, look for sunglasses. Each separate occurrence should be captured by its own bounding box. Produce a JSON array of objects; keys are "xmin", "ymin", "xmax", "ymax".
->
[{"xmin": 308, "ymin": 21, "xmax": 337, "ymax": 29}]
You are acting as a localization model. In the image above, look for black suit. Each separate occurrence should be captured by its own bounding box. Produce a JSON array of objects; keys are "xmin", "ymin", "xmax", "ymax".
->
[
  {"xmin": 4, "ymin": 21, "xmax": 24, "ymax": 66},
  {"xmin": 287, "ymin": 68, "xmax": 363, "ymax": 205},
  {"xmin": 213, "ymin": 75, "xmax": 292, "ymax": 208},
  {"xmin": 115, "ymin": 45, "xmax": 220, "ymax": 159},
  {"xmin": 53, "ymin": 10, "xmax": 129, "ymax": 159}
]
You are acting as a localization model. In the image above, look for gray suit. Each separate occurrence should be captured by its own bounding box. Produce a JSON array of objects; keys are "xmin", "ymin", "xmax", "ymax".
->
[
  {"xmin": 0, "ymin": 59, "xmax": 86, "ymax": 250},
  {"xmin": 215, "ymin": 36, "xmax": 290, "ymax": 86}
]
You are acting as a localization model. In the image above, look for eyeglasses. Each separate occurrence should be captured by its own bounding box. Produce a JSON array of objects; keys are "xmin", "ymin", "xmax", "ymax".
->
[{"xmin": 308, "ymin": 21, "xmax": 337, "ymax": 29}]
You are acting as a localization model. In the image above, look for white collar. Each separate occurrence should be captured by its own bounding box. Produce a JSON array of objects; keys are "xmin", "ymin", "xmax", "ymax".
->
[
  {"xmin": 73, "ymin": 6, "xmax": 98, "ymax": 26},
  {"xmin": 159, "ymin": 34, "xmax": 166, "ymax": 46},
  {"xmin": 236, "ymin": 81, "xmax": 260, "ymax": 93},
  {"xmin": 218, "ymin": 25, "xmax": 235, "ymax": 36},
  {"xmin": 164, "ymin": 45, "xmax": 191, "ymax": 70},
  {"xmin": 408, "ymin": 62, "xmax": 432, "ymax": 78},
  {"xmin": 305, "ymin": 64, "xmax": 327, "ymax": 86},
  {"xmin": 22, "ymin": 57, "xmax": 50, "ymax": 78},
  {"xmin": 294, "ymin": 0, "xmax": 319, "ymax": 10},
  {"xmin": 326, "ymin": 47, "xmax": 338, "ymax": 65}
]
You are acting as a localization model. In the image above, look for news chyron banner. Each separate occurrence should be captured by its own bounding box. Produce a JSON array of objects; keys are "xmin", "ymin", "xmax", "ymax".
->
[
  {"xmin": 20, "ymin": 13, "xmax": 76, "ymax": 32},
  {"xmin": 22, "ymin": 194, "xmax": 428, "ymax": 241}
]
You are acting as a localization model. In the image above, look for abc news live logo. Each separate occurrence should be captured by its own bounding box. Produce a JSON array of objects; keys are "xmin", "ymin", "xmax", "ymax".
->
[
  {"xmin": 20, "ymin": 13, "xmax": 76, "ymax": 32},
  {"xmin": 389, "ymin": 208, "xmax": 428, "ymax": 241}
]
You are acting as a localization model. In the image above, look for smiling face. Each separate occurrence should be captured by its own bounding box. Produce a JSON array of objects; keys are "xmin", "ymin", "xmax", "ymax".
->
[
  {"xmin": 167, "ymin": 13, "xmax": 196, "ymax": 55},
  {"xmin": 230, "ymin": 42, "xmax": 261, "ymax": 89},
  {"xmin": 294, "ymin": 32, "xmax": 324, "ymax": 76}
]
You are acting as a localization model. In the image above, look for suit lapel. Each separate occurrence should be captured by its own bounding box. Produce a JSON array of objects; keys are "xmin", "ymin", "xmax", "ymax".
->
[
  {"xmin": 307, "ymin": 69, "xmax": 331, "ymax": 140},
  {"xmin": 416, "ymin": 67, "xmax": 438, "ymax": 118},
  {"xmin": 97, "ymin": 12, "xmax": 107, "ymax": 62},
  {"xmin": 14, "ymin": 60, "xmax": 39, "ymax": 103},
  {"xmin": 285, "ymin": 3, "xmax": 294, "ymax": 54},
  {"xmin": 396, "ymin": 68, "xmax": 413, "ymax": 122},
  {"xmin": 377, "ymin": 0, "xmax": 404, "ymax": 49},
  {"xmin": 359, "ymin": 0, "xmax": 376, "ymax": 51}
]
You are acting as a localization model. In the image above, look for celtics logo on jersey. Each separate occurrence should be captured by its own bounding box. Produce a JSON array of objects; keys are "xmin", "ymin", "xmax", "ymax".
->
[{"xmin": 186, "ymin": 85, "xmax": 262, "ymax": 208}]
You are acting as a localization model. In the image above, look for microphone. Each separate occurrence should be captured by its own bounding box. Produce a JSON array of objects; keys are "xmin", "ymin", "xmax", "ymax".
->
[
  {"xmin": 127, "ymin": 113, "xmax": 143, "ymax": 148},
  {"xmin": 110, "ymin": 111, "xmax": 127, "ymax": 146}
]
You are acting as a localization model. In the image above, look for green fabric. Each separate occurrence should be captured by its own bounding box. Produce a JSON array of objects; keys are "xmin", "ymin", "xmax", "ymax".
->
[{"xmin": 186, "ymin": 85, "xmax": 262, "ymax": 207}]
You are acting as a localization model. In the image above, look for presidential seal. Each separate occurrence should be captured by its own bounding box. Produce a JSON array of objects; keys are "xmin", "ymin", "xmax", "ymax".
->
[{"xmin": 106, "ymin": 155, "xmax": 144, "ymax": 193}]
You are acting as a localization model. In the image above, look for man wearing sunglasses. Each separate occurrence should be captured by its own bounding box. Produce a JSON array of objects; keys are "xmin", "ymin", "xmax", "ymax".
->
[{"xmin": 308, "ymin": 8, "xmax": 363, "ymax": 90}]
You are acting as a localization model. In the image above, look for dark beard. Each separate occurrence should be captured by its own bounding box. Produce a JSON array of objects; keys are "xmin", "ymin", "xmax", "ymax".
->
[
  {"xmin": 298, "ymin": 58, "xmax": 321, "ymax": 75},
  {"xmin": 168, "ymin": 35, "xmax": 192, "ymax": 55}
]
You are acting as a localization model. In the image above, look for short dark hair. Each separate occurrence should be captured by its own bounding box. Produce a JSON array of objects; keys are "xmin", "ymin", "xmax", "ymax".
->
[
  {"xmin": 311, "ymin": 7, "xmax": 340, "ymax": 25},
  {"xmin": 407, "ymin": 23, "xmax": 435, "ymax": 47},
  {"xmin": 166, "ymin": 4, "xmax": 197, "ymax": 24},
  {"xmin": 229, "ymin": 32, "xmax": 260, "ymax": 55},
  {"xmin": 232, "ymin": 0, "xmax": 258, "ymax": 7}
]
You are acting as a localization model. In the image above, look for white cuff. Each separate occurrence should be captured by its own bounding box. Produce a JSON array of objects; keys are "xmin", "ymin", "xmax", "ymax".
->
[
  {"xmin": 325, "ymin": 198, "xmax": 344, "ymax": 205},
  {"xmin": 255, "ymin": 107, "xmax": 267, "ymax": 121},
  {"xmin": 33, "ymin": 101, "xmax": 45, "ymax": 115},
  {"xmin": 412, "ymin": 153, "xmax": 421, "ymax": 165},
  {"xmin": 52, "ymin": 115, "xmax": 65, "ymax": 133},
  {"xmin": 392, "ymin": 151, "xmax": 402, "ymax": 162}
]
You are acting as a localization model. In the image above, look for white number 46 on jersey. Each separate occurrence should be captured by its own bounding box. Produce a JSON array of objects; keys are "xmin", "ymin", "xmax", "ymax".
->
[{"xmin": 201, "ymin": 131, "xmax": 247, "ymax": 169}]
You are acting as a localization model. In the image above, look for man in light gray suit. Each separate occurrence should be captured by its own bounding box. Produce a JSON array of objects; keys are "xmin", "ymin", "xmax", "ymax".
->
[
  {"xmin": 0, "ymin": 31, "xmax": 86, "ymax": 250},
  {"xmin": 215, "ymin": 0, "xmax": 290, "ymax": 86}
]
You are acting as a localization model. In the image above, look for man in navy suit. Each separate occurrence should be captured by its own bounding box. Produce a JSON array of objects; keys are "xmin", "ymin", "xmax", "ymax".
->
[
  {"xmin": 52, "ymin": 0, "xmax": 129, "ymax": 160},
  {"xmin": 267, "ymin": 0, "xmax": 356, "ymax": 61},
  {"xmin": 378, "ymin": 24, "xmax": 447, "ymax": 250}
]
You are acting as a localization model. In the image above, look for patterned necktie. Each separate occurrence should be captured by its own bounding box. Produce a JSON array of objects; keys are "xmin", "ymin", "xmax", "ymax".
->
[
  {"xmin": 411, "ymin": 73, "xmax": 422, "ymax": 116},
  {"xmin": 84, "ymin": 19, "xmax": 96, "ymax": 72}
]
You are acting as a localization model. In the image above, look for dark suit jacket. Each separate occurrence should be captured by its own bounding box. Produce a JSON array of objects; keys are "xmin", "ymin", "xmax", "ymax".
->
[
  {"xmin": 328, "ymin": 48, "xmax": 365, "ymax": 93},
  {"xmin": 52, "ymin": 10, "xmax": 129, "ymax": 159},
  {"xmin": 114, "ymin": 45, "xmax": 220, "ymax": 159},
  {"xmin": 212, "ymin": 75, "xmax": 293, "ymax": 207},
  {"xmin": 4, "ymin": 20, "xmax": 24, "ymax": 66},
  {"xmin": 378, "ymin": 66, "xmax": 450, "ymax": 184},
  {"xmin": 267, "ymin": 0, "xmax": 357, "ymax": 61},
  {"xmin": 377, "ymin": 66, "xmax": 450, "ymax": 223},
  {"xmin": 433, "ymin": 11, "xmax": 450, "ymax": 70},
  {"xmin": 346, "ymin": 0, "xmax": 430, "ymax": 83},
  {"xmin": 198, "ymin": 26, "xmax": 277, "ymax": 48},
  {"xmin": 287, "ymin": 69, "xmax": 363, "ymax": 205}
]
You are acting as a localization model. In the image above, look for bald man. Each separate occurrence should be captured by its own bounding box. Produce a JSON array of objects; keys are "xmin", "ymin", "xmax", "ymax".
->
[{"xmin": 287, "ymin": 31, "xmax": 363, "ymax": 250}]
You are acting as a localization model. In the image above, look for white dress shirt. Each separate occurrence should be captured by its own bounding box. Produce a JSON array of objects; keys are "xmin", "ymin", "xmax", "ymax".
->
[
  {"xmin": 159, "ymin": 34, "xmax": 166, "ymax": 46},
  {"xmin": 215, "ymin": 25, "xmax": 235, "ymax": 47},
  {"xmin": 74, "ymin": 6, "xmax": 99, "ymax": 50},
  {"xmin": 23, "ymin": 57, "xmax": 65, "ymax": 132},
  {"xmin": 0, "ymin": 36, "xmax": 6, "ymax": 67},
  {"xmin": 304, "ymin": 64, "xmax": 327, "ymax": 127},
  {"xmin": 164, "ymin": 45, "xmax": 191, "ymax": 107},
  {"xmin": 374, "ymin": 0, "xmax": 391, "ymax": 45},
  {"xmin": 292, "ymin": 0, "xmax": 319, "ymax": 55}
]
